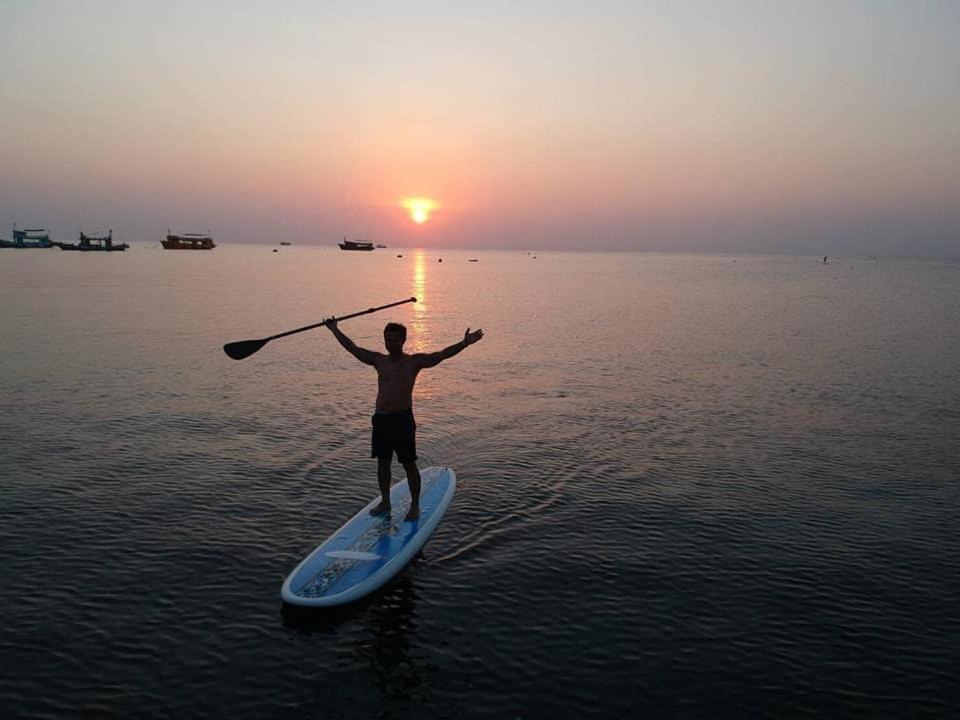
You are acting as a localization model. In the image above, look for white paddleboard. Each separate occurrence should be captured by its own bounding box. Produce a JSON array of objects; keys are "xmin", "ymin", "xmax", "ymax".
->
[{"xmin": 281, "ymin": 466, "xmax": 457, "ymax": 607}]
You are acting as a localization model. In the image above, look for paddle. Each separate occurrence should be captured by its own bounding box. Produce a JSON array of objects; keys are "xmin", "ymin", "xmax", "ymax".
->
[{"xmin": 223, "ymin": 297, "xmax": 417, "ymax": 360}]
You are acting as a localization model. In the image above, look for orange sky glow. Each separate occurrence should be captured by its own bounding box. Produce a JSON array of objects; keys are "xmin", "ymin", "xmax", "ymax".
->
[{"xmin": 1, "ymin": 3, "xmax": 958, "ymax": 255}]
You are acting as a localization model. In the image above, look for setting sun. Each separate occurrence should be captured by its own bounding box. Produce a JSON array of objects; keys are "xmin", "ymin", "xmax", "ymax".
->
[{"xmin": 401, "ymin": 197, "xmax": 437, "ymax": 224}]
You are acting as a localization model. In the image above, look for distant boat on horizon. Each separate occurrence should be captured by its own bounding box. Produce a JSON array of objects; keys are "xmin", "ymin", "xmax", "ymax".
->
[
  {"xmin": 163, "ymin": 231, "xmax": 216, "ymax": 250},
  {"xmin": 0, "ymin": 224, "xmax": 54, "ymax": 249},
  {"xmin": 338, "ymin": 237, "xmax": 375, "ymax": 251},
  {"xmin": 54, "ymin": 229, "xmax": 128, "ymax": 252}
]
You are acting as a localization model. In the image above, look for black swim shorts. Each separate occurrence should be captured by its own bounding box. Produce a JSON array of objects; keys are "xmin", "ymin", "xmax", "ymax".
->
[{"xmin": 371, "ymin": 409, "xmax": 417, "ymax": 463}]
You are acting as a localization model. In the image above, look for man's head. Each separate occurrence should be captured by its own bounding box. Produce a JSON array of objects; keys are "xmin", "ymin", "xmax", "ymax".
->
[{"xmin": 383, "ymin": 322, "xmax": 407, "ymax": 355}]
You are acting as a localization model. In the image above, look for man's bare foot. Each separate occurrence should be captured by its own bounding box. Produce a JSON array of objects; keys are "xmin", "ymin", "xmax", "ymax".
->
[
  {"xmin": 405, "ymin": 504, "xmax": 420, "ymax": 521},
  {"xmin": 370, "ymin": 500, "xmax": 391, "ymax": 516}
]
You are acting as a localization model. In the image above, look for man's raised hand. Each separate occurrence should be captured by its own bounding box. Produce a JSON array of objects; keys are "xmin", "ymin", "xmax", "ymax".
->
[{"xmin": 464, "ymin": 327, "xmax": 484, "ymax": 346}]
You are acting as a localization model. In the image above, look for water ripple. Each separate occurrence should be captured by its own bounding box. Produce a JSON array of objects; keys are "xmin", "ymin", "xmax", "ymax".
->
[{"xmin": 3, "ymin": 251, "xmax": 959, "ymax": 718}]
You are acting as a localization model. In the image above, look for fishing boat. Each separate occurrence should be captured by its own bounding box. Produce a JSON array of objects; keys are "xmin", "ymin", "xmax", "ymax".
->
[
  {"xmin": 280, "ymin": 241, "xmax": 292, "ymax": 246},
  {"xmin": 162, "ymin": 231, "xmax": 216, "ymax": 250},
  {"xmin": 0, "ymin": 225, "xmax": 54, "ymax": 249},
  {"xmin": 54, "ymin": 230, "xmax": 128, "ymax": 252},
  {"xmin": 338, "ymin": 237, "xmax": 375, "ymax": 251}
]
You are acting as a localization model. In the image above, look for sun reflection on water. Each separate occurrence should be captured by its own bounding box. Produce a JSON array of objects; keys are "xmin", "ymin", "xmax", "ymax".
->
[{"xmin": 409, "ymin": 249, "xmax": 428, "ymax": 353}]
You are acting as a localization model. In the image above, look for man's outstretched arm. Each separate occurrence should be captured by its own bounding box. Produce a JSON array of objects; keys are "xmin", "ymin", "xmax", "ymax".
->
[
  {"xmin": 416, "ymin": 327, "xmax": 484, "ymax": 369},
  {"xmin": 326, "ymin": 318, "xmax": 378, "ymax": 365}
]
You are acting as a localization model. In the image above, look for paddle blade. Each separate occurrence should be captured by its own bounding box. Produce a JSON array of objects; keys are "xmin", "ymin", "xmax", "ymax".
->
[{"xmin": 223, "ymin": 338, "xmax": 268, "ymax": 360}]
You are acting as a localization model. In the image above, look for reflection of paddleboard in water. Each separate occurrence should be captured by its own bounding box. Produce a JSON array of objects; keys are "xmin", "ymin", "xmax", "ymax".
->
[{"xmin": 281, "ymin": 466, "xmax": 457, "ymax": 607}]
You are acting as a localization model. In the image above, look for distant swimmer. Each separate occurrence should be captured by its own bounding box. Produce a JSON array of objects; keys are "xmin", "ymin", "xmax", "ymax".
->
[{"xmin": 823, "ymin": 256, "xmax": 828, "ymax": 263}]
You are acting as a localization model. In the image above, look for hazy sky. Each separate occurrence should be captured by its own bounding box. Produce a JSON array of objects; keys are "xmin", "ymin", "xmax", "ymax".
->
[{"xmin": 2, "ymin": 1, "xmax": 958, "ymax": 254}]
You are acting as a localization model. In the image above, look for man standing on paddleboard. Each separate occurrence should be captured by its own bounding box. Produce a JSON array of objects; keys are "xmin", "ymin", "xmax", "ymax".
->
[{"xmin": 326, "ymin": 319, "xmax": 483, "ymax": 520}]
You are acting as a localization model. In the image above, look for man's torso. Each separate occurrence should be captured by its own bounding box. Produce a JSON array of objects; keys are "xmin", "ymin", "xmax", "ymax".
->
[{"xmin": 374, "ymin": 353, "xmax": 421, "ymax": 412}]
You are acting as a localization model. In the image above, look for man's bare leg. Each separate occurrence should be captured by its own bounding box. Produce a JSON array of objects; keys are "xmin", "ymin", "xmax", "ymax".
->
[
  {"xmin": 371, "ymin": 456, "xmax": 392, "ymax": 515},
  {"xmin": 402, "ymin": 461, "xmax": 421, "ymax": 520}
]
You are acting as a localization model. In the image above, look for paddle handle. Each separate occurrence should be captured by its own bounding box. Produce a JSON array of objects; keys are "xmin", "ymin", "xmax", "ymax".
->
[{"xmin": 267, "ymin": 297, "xmax": 417, "ymax": 341}]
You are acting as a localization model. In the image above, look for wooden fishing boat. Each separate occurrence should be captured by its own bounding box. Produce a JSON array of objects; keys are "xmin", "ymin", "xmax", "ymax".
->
[
  {"xmin": 338, "ymin": 238, "xmax": 375, "ymax": 251},
  {"xmin": 54, "ymin": 230, "xmax": 128, "ymax": 252},
  {"xmin": 0, "ymin": 225, "xmax": 54, "ymax": 248},
  {"xmin": 162, "ymin": 231, "xmax": 216, "ymax": 249}
]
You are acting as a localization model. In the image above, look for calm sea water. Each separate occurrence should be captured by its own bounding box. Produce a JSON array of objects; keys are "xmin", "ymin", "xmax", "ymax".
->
[{"xmin": 1, "ymin": 245, "xmax": 958, "ymax": 718}]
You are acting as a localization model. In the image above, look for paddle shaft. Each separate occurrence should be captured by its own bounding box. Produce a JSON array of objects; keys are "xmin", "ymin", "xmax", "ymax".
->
[{"xmin": 267, "ymin": 297, "xmax": 416, "ymax": 341}]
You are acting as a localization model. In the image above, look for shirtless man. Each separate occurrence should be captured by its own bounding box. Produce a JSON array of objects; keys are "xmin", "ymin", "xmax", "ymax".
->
[{"xmin": 326, "ymin": 318, "xmax": 483, "ymax": 520}]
